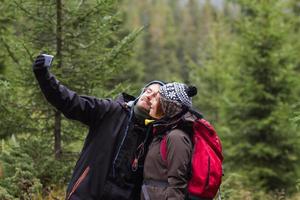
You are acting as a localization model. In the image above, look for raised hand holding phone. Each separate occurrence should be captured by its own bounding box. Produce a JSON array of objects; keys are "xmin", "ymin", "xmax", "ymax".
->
[{"xmin": 32, "ymin": 53, "xmax": 54, "ymax": 70}]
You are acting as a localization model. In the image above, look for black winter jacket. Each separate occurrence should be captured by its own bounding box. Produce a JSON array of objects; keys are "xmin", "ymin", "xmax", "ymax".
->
[{"xmin": 34, "ymin": 68, "xmax": 150, "ymax": 200}]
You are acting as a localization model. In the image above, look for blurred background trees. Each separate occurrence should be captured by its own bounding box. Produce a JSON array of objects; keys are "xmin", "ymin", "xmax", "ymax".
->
[{"xmin": 0, "ymin": 0, "xmax": 299, "ymax": 199}]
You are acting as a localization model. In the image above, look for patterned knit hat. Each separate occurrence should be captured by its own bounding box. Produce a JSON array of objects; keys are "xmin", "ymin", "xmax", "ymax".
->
[{"xmin": 159, "ymin": 82, "xmax": 197, "ymax": 118}]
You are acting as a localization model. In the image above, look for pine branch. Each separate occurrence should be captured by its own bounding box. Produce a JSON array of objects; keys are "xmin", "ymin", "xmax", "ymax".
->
[
  {"xmin": 22, "ymin": 43, "xmax": 34, "ymax": 62},
  {"xmin": 63, "ymin": 0, "xmax": 108, "ymax": 27},
  {"xmin": 0, "ymin": 37, "xmax": 20, "ymax": 66},
  {"xmin": 13, "ymin": 0, "xmax": 44, "ymax": 22},
  {"xmin": 101, "ymin": 26, "xmax": 144, "ymax": 67}
]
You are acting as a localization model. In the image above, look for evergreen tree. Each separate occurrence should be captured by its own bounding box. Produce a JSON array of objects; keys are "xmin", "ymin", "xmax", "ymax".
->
[
  {"xmin": 189, "ymin": 0, "xmax": 235, "ymax": 123},
  {"xmin": 226, "ymin": 0, "xmax": 300, "ymax": 192},
  {"xmin": 121, "ymin": 0, "xmax": 183, "ymax": 83},
  {"xmin": 176, "ymin": 0, "xmax": 202, "ymax": 83},
  {"xmin": 0, "ymin": 0, "xmax": 143, "ymax": 197},
  {"xmin": 288, "ymin": 0, "xmax": 300, "ymax": 138},
  {"xmin": 0, "ymin": 0, "xmax": 27, "ymax": 138},
  {"xmin": 0, "ymin": 139, "xmax": 43, "ymax": 199},
  {"xmin": 4, "ymin": 0, "xmax": 139, "ymax": 158}
]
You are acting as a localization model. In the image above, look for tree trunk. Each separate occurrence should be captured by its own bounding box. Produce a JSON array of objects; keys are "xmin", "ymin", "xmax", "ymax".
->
[
  {"xmin": 54, "ymin": 111, "xmax": 62, "ymax": 159},
  {"xmin": 54, "ymin": 0, "xmax": 63, "ymax": 159}
]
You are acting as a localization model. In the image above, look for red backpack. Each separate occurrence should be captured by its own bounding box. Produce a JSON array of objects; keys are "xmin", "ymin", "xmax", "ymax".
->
[{"xmin": 160, "ymin": 118, "xmax": 223, "ymax": 199}]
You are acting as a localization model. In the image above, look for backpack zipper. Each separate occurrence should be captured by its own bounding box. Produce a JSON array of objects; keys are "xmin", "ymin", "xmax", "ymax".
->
[{"xmin": 205, "ymin": 156, "xmax": 211, "ymax": 189}]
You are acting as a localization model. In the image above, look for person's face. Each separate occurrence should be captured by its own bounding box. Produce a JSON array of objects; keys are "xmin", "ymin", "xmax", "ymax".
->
[
  {"xmin": 149, "ymin": 93, "xmax": 164, "ymax": 119},
  {"xmin": 136, "ymin": 83, "xmax": 161, "ymax": 112}
]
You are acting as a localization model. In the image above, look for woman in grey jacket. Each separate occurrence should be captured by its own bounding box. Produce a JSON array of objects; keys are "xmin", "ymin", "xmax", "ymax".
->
[{"xmin": 141, "ymin": 82, "xmax": 198, "ymax": 200}]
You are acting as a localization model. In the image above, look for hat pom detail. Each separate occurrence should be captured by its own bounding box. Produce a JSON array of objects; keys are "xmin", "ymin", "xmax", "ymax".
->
[{"xmin": 187, "ymin": 86, "xmax": 197, "ymax": 97}]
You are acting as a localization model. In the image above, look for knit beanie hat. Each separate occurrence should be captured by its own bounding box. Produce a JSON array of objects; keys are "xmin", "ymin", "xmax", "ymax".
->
[{"xmin": 159, "ymin": 82, "xmax": 197, "ymax": 118}]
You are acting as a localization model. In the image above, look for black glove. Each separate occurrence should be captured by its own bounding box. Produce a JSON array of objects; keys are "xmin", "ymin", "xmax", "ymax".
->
[{"xmin": 32, "ymin": 55, "xmax": 46, "ymax": 70}]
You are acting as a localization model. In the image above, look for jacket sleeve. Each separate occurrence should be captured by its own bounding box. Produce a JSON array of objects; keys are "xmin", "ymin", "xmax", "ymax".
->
[
  {"xmin": 34, "ymin": 68, "xmax": 112, "ymax": 126},
  {"xmin": 165, "ymin": 129, "xmax": 192, "ymax": 200}
]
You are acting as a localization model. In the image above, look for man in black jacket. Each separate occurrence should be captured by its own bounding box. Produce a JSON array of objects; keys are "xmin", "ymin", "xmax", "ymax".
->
[{"xmin": 32, "ymin": 54, "xmax": 165, "ymax": 200}]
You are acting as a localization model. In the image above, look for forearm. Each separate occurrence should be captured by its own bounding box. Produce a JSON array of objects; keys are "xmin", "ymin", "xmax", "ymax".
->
[
  {"xmin": 166, "ymin": 183, "xmax": 187, "ymax": 200},
  {"xmin": 33, "ymin": 68, "xmax": 106, "ymax": 125},
  {"xmin": 34, "ymin": 68, "xmax": 77, "ymax": 114},
  {"xmin": 34, "ymin": 68, "xmax": 63, "ymax": 108}
]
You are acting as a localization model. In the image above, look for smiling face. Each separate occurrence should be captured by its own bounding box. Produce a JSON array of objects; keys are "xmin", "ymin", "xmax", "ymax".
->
[
  {"xmin": 136, "ymin": 83, "xmax": 161, "ymax": 113},
  {"xmin": 149, "ymin": 93, "xmax": 165, "ymax": 119}
]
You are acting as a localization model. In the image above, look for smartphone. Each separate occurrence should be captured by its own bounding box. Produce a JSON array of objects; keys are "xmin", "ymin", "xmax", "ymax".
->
[{"xmin": 41, "ymin": 54, "xmax": 54, "ymax": 67}]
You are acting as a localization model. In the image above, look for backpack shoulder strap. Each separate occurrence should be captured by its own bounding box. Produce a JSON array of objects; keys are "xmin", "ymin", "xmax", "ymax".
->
[
  {"xmin": 160, "ymin": 127, "xmax": 191, "ymax": 163},
  {"xmin": 159, "ymin": 110, "xmax": 202, "ymax": 163},
  {"xmin": 160, "ymin": 135, "xmax": 168, "ymax": 162}
]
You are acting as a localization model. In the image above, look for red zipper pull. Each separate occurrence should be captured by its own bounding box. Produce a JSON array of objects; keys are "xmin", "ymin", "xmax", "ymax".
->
[{"xmin": 131, "ymin": 158, "xmax": 138, "ymax": 172}]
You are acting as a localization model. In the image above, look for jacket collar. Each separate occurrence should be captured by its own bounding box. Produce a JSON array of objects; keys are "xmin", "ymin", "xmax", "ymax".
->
[{"xmin": 115, "ymin": 92, "xmax": 136, "ymax": 104}]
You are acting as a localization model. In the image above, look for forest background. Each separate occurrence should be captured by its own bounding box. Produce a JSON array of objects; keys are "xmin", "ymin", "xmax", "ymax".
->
[{"xmin": 0, "ymin": 0, "xmax": 299, "ymax": 199}]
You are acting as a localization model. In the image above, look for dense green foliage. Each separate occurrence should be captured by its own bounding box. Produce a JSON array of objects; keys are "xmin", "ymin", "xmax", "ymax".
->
[
  {"xmin": 0, "ymin": 0, "xmax": 299, "ymax": 199},
  {"xmin": 225, "ymin": 0, "xmax": 300, "ymax": 194}
]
